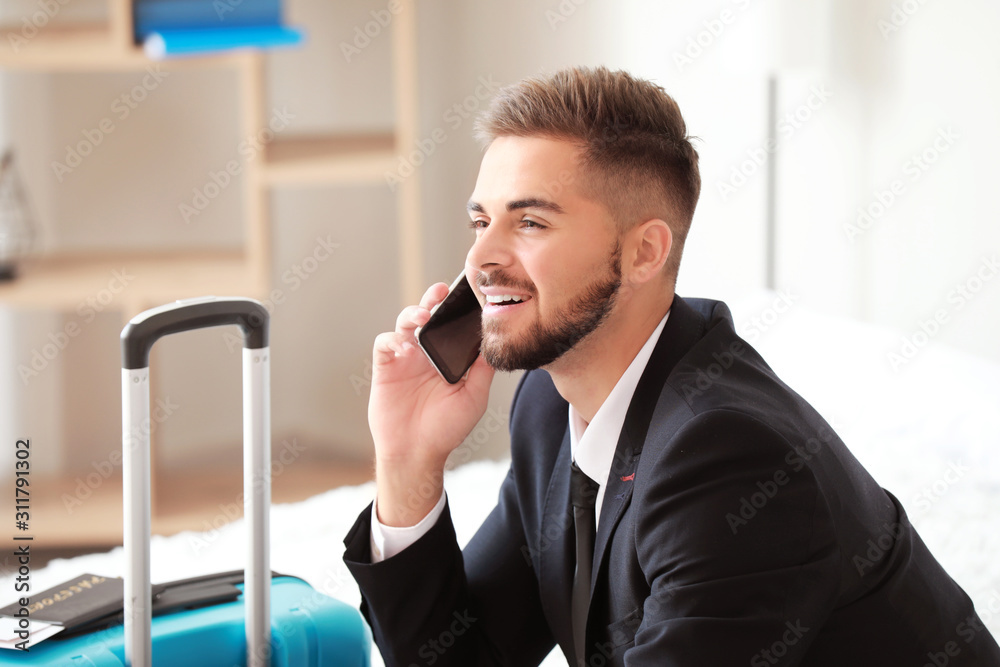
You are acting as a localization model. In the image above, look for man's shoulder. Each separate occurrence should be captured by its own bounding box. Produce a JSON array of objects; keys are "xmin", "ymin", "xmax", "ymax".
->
[
  {"xmin": 655, "ymin": 295, "xmax": 840, "ymax": 454},
  {"xmin": 664, "ymin": 295, "xmax": 787, "ymax": 413}
]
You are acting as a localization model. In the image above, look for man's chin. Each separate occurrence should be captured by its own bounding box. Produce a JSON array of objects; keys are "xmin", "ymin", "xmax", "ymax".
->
[
  {"xmin": 481, "ymin": 336, "xmax": 568, "ymax": 373},
  {"xmin": 481, "ymin": 344, "xmax": 527, "ymax": 373},
  {"xmin": 481, "ymin": 336, "xmax": 530, "ymax": 372}
]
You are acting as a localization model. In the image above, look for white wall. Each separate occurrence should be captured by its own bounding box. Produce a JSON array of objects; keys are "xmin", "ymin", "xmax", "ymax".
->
[
  {"xmin": 859, "ymin": 0, "xmax": 1000, "ymax": 363},
  {"xmin": 767, "ymin": 0, "xmax": 1000, "ymax": 368}
]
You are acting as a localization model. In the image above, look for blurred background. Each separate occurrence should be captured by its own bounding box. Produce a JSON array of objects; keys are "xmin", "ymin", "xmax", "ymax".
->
[{"xmin": 0, "ymin": 0, "xmax": 997, "ymax": 564}]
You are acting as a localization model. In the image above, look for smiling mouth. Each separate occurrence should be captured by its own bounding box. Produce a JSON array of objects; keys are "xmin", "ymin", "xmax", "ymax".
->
[{"xmin": 484, "ymin": 294, "xmax": 530, "ymax": 306}]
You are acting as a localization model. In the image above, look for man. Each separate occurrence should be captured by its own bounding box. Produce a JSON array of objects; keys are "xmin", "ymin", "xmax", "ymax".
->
[{"xmin": 343, "ymin": 67, "xmax": 1000, "ymax": 666}]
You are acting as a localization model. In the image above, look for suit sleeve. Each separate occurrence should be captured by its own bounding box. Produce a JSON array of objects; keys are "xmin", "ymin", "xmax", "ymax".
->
[
  {"xmin": 626, "ymin": 409, "xmax": 840, "ymax": 666},
  {"xmin": 343, "ymin": 464, "xmax": 555, "ymax": 667}
]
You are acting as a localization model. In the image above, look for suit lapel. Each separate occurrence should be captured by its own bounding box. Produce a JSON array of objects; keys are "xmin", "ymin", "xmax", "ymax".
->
[{"xmin": 589, "ymin": 296, "xmax": 708, "ymax": 595}]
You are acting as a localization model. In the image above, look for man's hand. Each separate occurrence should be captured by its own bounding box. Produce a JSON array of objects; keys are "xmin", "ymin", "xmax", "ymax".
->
[{"xmin": 370, "ymin": 281, "xmax": 494, "ymax": 527}]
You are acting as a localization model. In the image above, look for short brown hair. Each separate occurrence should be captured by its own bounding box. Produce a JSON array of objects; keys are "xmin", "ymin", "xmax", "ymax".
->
[{"xmin": 474, "ymin": 66, "xmax": 700, "ymax": 281}]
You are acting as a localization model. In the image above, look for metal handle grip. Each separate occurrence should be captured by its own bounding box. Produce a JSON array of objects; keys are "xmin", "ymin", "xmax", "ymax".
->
[{"xmin": 121, "ymin": 296, "xmax": 269, "ymax": 370}]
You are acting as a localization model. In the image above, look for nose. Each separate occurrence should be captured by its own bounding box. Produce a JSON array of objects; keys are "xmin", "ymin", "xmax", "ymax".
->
[{"xmin": 466, "ymin": 222, "xmax": 514, "ymax": 273}]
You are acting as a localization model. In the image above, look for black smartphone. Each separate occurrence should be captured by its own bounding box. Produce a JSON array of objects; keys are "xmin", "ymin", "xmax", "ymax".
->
[{"xmin": 416, "ymin": 272, "xmax": 483, "ymax": 384}]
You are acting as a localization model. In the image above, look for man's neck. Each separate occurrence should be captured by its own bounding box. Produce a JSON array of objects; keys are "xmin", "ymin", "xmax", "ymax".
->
[{"xmin": 547, "ymin": 294, "xmax": 672, "ymax": 423}]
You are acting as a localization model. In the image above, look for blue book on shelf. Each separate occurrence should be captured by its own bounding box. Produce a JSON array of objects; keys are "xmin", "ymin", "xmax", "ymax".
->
[
  {"xmin": 134, "ymin": 0, "xmax": 304, "ymax": 57},
  {"xmin": 143, "ymin": 25, "xmax": 303, "ymax": 59},
  {"xmin": 134, "ymin": 0, "xmax": 281, "ymax": 39}
]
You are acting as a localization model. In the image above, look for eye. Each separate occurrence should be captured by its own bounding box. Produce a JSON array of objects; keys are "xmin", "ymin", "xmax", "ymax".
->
[
  {"xmin": 467, "ymin": 219, "xmax": 488, "ymax": 230},
  {"xmin": 521, "ymin": 218, "xmax": 545, "ymax": 229}
]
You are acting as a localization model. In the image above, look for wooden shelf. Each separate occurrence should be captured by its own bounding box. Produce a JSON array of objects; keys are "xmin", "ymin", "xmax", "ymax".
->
[
  {"xmin": 263, "ymin": 133, "xmax": 397, "ymax": 186},
  {"xmin": 0, "ymin": 252, "xmax": 261, "ymax": 317},
  {"xmin": 0, "ymin": 23, "xmax": 141, "ymax": 70},
  {"xmin": 0, "ymin": 23, "xmax": 268, "ymax": 71},
  {"xmin": 17, "ymin": 460, "xmax": 374, "ymax": 550}
]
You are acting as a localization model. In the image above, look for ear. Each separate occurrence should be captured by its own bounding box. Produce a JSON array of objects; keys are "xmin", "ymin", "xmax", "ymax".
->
[{"xmin": 623, "ymin": 219, "xmax": 672, "ymax": 285}]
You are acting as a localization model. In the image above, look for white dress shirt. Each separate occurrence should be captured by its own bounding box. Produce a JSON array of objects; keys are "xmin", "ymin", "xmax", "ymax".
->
[
  {"xmin": 370, "ymin": 311, "xmax": 670, "ymax": 562},
  {"xmin": 568, "ymin": 311, "xmax": 668, "ymax": 529}
]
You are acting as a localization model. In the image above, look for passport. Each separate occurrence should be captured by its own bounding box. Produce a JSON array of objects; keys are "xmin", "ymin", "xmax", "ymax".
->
[
  {"xmin": 0, "ymin": 569, "xmax": 253, "ymax": 637},
  {"xmin": 0, "ymin": 574, "xmax": 120, "ymax": 628}
]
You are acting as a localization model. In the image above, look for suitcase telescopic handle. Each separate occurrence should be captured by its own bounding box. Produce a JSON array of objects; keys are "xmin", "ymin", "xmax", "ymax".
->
[
  {"xmin": 121, "ymin": 296, "xmax": 269, "ymax": 369},
  {"xmin": 121, "ymin": 297, "xmax": 272, "ymax": 667}
]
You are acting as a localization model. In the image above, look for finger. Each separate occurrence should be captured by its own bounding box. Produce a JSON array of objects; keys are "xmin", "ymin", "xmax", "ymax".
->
[
  {"xmin": 419, "ymin": 282, "xmax": 450, "ymax": 310},
  {"xmin": 394, "ymin": 283, "xmax": 450, "ymax": 335},
  {"xmin": 395, "ymin": 304, "xmax": 432, "ymax": 335},
  {"xmin": 373, "ymin": 332, "xmax": 414, "ymax": 366}
]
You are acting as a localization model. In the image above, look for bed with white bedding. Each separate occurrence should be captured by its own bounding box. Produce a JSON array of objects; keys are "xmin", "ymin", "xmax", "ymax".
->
[{"xmin": 5, "ymin": 294, "xmax": 999, "ymax": 665}]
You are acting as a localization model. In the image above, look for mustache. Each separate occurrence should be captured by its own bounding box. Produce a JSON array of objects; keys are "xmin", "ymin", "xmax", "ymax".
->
[{"xmin": 475, "ymin": 270, "xmax": 536, "ymax": 294}]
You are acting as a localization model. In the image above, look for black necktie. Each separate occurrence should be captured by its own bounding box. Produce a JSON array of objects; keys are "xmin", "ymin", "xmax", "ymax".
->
[{"xmin": 570, "ymin": 462, "xmax": 599, "ymax": 667}]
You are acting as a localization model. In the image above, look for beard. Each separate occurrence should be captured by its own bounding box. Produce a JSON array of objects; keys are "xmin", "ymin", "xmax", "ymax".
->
[{"xmin": 479, "ymin": 242, "xmax": 622, "ymax": 372}]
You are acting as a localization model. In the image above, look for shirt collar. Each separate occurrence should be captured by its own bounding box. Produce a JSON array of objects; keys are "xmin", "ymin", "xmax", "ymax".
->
[{"xmin": 569, "ymin": 311, "xmax": 670, "ymax": 508}]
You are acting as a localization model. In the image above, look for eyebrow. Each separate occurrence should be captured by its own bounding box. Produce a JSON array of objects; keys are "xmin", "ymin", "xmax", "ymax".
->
[{"xmin": 466, "ymin": 198, "xmax": 566, "ymax": 215}]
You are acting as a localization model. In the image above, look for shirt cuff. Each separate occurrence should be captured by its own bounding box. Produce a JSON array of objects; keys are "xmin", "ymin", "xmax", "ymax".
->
[{"xmin": 369, "ymin": 489, "xmax": 447, "ymax": 563}]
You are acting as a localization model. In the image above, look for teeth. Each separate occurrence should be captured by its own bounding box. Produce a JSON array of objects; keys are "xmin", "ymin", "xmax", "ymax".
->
[{"xmin": 486, "ymin": 294, "xmax": 525, "ymax": 304}]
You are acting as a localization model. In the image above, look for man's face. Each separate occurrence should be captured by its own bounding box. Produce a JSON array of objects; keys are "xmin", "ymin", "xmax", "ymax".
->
[{"xmin": 465, "ymin": 136, "xmax": 623, "ymax": 372}]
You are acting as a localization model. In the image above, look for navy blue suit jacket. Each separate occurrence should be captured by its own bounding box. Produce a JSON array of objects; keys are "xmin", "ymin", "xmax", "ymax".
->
[{"xmin": 344, "ymin": 295, "xmax": 1000, "ymax": 666}]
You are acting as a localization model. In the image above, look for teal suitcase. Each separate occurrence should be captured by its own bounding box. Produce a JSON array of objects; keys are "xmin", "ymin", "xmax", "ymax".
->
[
  {"xmin": 1, "ymin": 298, "xmax": 371, "ymax": 665},
  {"xmin": 0, "ymin": 576, "xmax": 370, "ymax": 665}
]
